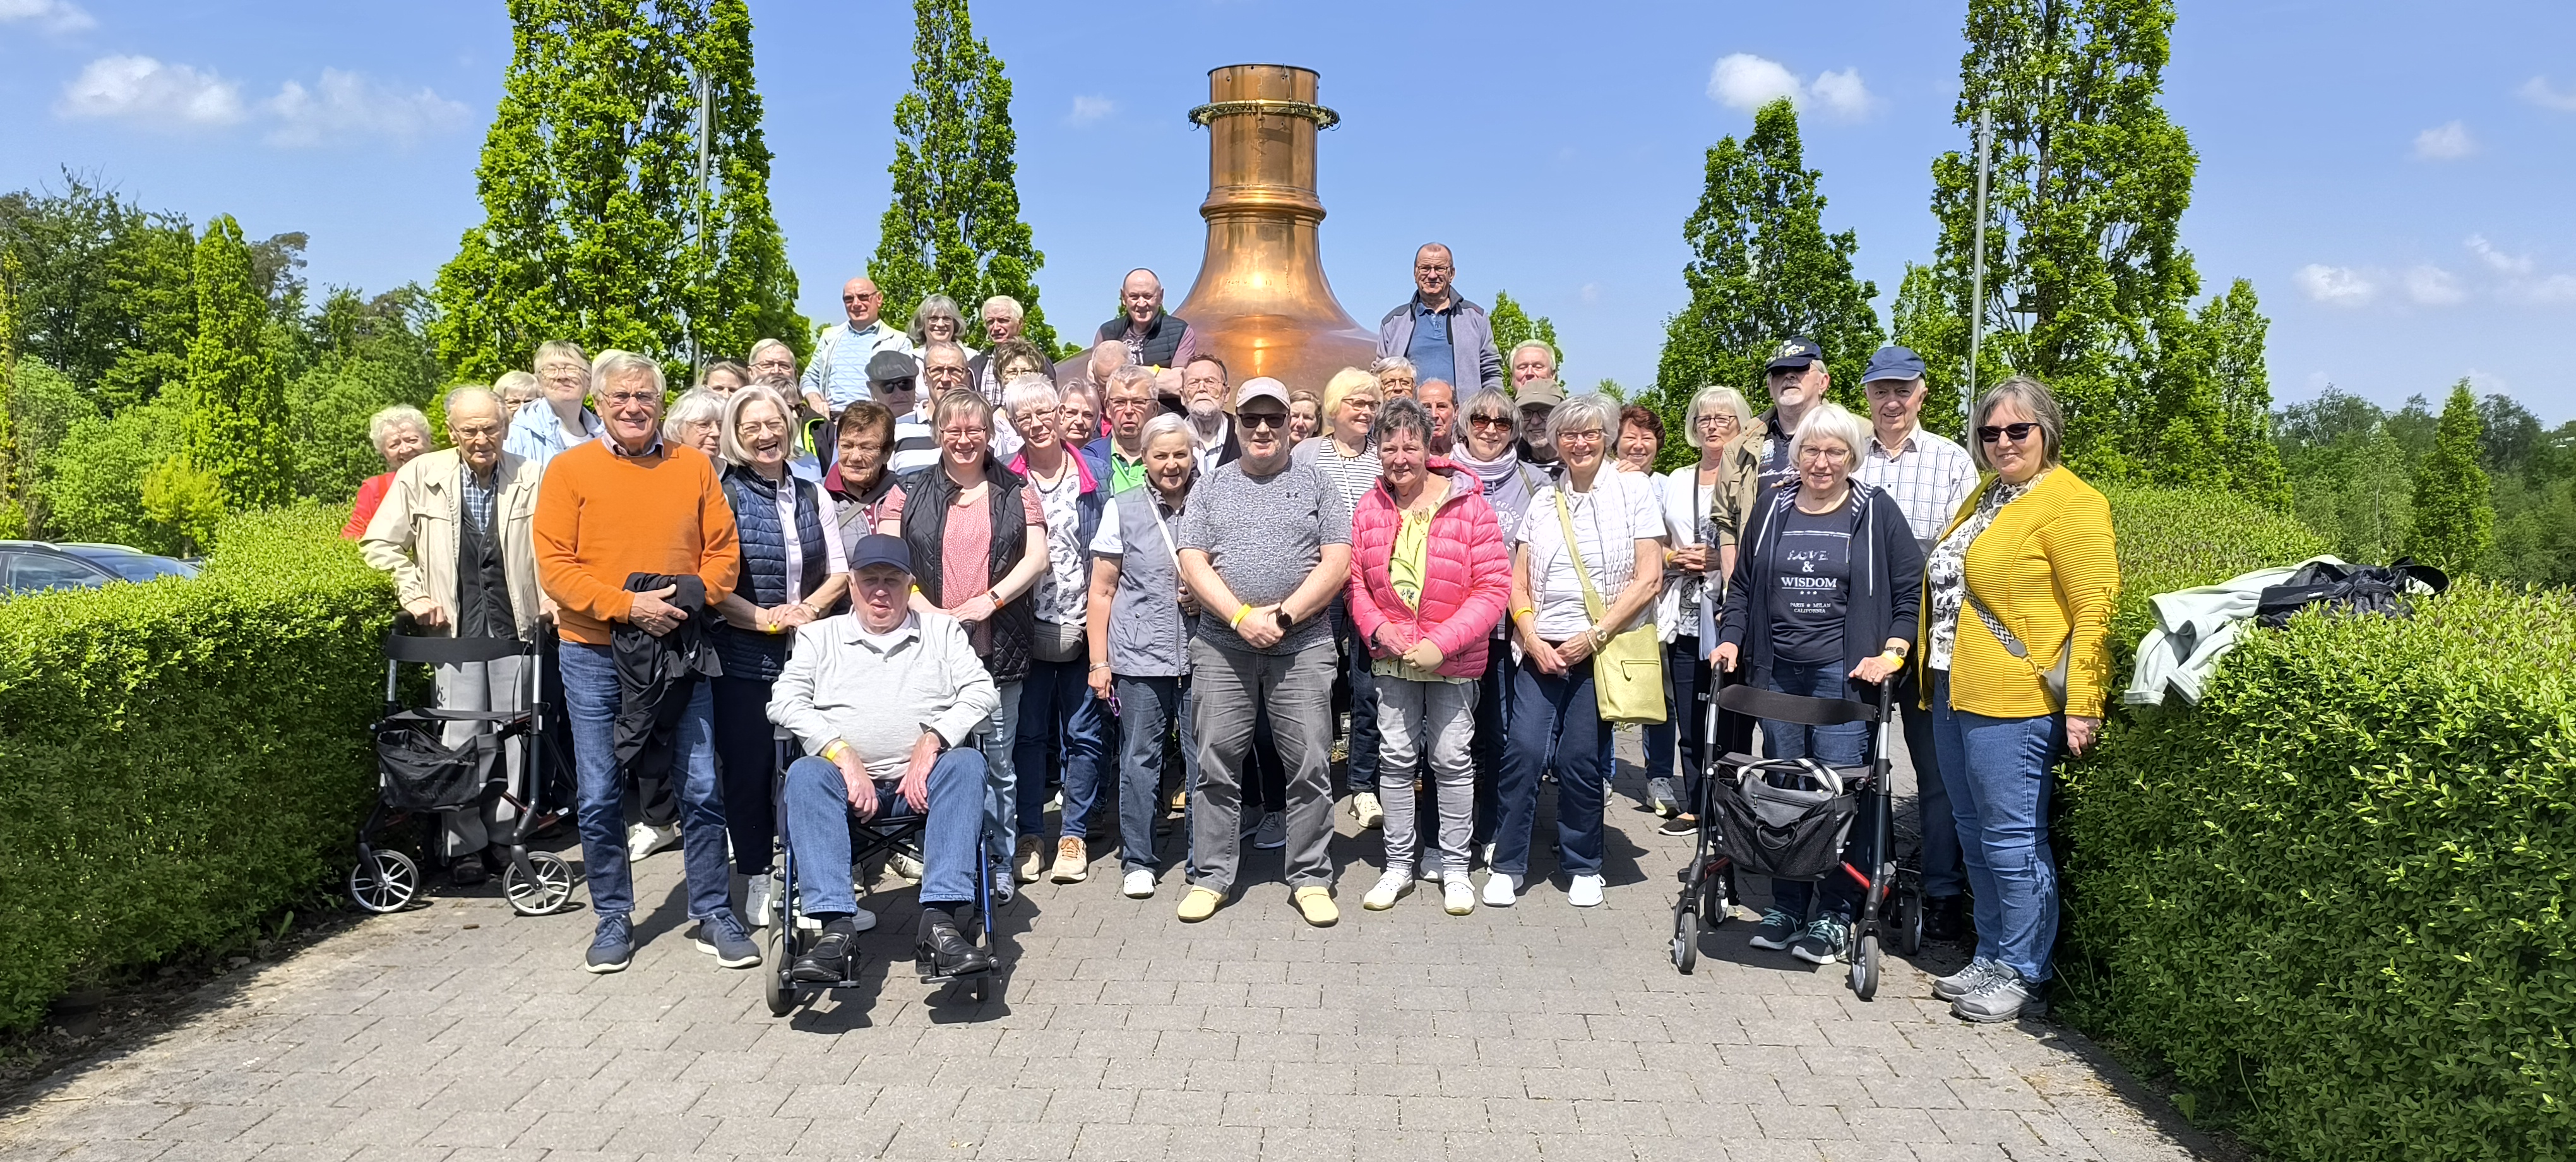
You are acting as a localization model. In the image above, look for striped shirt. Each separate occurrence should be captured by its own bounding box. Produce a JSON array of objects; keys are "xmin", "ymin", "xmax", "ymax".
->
[
  {"xmin": 887, "ymin": 409, "xmax": 941, "ymax": 477},
  {"xmin": 1301, "ymin": 438, "xmax": 1381, "ymax": 513},
  {"xmin": 1859, "ymin": 425, "xmax": 1980, "ymax": 549}
]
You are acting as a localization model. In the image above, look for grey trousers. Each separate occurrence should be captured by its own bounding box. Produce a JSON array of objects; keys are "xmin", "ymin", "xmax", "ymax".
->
[
  {"xmin": 435, "ymin": 656, "xmax": 527, "ymax": 858},
  {"xmin": 1188, "ymin": 638, "xmax": 1337, "ymax": 894},
  {"xmin": 1376, "ymin": 675, "xmax": 1478, "ymax": 878}
]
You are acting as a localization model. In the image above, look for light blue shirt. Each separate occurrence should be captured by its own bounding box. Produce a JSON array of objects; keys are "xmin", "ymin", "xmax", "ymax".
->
[
  {"xmin": 808, "ymin": 321, "xmax": 914, "ymax": 411},
  {"xmin": 502, "ymin": 400, "xmax": 604, "ymax": 472}
]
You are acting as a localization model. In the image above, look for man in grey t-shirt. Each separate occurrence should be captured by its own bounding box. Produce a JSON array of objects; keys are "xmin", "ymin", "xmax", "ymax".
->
[{"xmin": 1173, "ymin": 377, "xmax": 1353, "ymax": 926}]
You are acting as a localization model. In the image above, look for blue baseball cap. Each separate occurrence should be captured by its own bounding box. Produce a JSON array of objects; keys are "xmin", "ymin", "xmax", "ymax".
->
[
  {"xmin": 1861, "ymin": 345, "xmax": 1928, "ymax": 384},
  {"xmin": 1765, "ymin": 336, "xmax": 1825, "ymax": 371},
  {"xmin": 847, "ymin": 534, "xmax": 913, "ymax": 575}
]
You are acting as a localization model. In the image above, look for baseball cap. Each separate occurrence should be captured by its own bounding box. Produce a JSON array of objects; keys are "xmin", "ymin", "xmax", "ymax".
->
[
  {"xmin": 1861, "ymin": 345, "xmax": 1927, "ymax": 384},
  {"xmin": 846, "ymin": 533, "xmax": 913, "ymax": 575},
  {"xmin": 1236, "ymin": 376, "xmax": 1291, "ymax": 409},
  {"xmin": 1765, "ymin": 336, "xmax": 1825, "ymax": 371},
  {"xmin": 866, "ymin": 350, "xmax": 919, "ymax": 385},
  {"xmin": 1514, "ymin": 378, "xmax": 1566, "ymax": 409}
]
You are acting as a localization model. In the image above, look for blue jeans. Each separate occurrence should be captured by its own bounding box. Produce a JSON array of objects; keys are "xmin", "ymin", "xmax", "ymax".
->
[
  {"xmin": 1896, "ymin": 668, "xmax": 1963, "ymax": 897},
  {"xmin": 1111, "ymin": 674, "xmax": 1195, "ymax": 872},
  {"xmin": 1757, "ymin": 661, "xmax": 1878, "ymax": 924},
  {"xmin": 1645, "ymin": 635, "xmax": 1708, "ymax": 789},
  {"xmin": 1332, "ymin": 599, "xmax": 1380, "ymax": 796},
  {"xmin": 1931, "ymin": 671, "xmax": 2062, "ymax": 983},
  {"xmin": 781, "ymin": 751, "xmax": 985, "ymax": 914},
  {"xmin": 1496, "ymin": 656, "xmax": 1609, "ymax": 878},
  {"xmin": 559, "ymin": 641, "xmax": 732, "ymax": 923},
  {"xmin": 1015, "ymin": 655, "xmax": 1110, "ymax": 841},
  {"xmin": 1470, "ymin": 640, "xmax": 1512, "ymax": 844}
]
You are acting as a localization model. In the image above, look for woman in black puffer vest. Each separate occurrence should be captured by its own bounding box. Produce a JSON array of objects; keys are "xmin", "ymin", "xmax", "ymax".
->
[{"xmin": 708, "ymin": 386, "xmax": 850, "ymax": 928}]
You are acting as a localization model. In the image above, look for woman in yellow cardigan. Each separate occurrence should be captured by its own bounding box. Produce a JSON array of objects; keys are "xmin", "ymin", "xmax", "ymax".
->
[{"xmin": 1915, "ymin": 376, "xmax": 2119, "ymax": 1024}]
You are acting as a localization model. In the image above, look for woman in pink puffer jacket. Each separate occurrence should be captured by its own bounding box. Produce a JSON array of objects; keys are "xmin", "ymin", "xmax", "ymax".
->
[{"xmin": 1344, "ymin": 397, "xmax": 1513, "ymax": 914}]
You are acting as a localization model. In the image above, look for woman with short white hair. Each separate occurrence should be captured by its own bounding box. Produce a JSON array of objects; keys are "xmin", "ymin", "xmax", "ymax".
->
[
  {"xmin": 504, "ymin": 340, "xmax": 602, "ymax": 470},
  {"xmin": 663, "ymin": 387, "xmax": 727, "ymax": 460},
  {"xmin": 1712, "ymin": 400, "xmax": 1924, "ymax": 966},
  {"xmin": 343, "ymin": 404, "xmax": 432, "ymax": 538},
  {"xmin": 1643, "ymin": 385, "xmax": 1761, "ymax": 825},
  {"xmin": 910, "ymin": 294, "xmax": 977, "ymax": 357},
  {"xmin": 1000, "ymin": 374, "xmax": 1112, "ymax": 883},
  {"xmin": 1494, "ymin": 393, "xmax": 1666, "ymax": 909},
  {"xmin": 1084, "ymin": 411, "xmax": 1204, "ymax": 898}
]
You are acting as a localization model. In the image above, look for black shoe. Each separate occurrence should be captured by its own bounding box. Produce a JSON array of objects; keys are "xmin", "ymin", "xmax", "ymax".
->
[
  {"xmin": 450, "ymin": 858, "xmax": 487, "ymax": 888},
  {"xmin": 1924, "ymin": 894, "xmax": 1967, "ymax": 943},
  {"xmin": 915, "ymin": 915, "xmax": 994, "ymax": 981},
  {"xmin": 790, "ymin": 919, "xmax": 860, "ymax": 984}
]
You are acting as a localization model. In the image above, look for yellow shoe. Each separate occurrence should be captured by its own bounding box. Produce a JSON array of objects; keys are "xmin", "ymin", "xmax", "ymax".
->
[
  {"xmin": 1294, "ymin": 886, "xmax": 1339, "ymax": 927},
  {"xmin": 1049, "ymin": 837, "xmax": 1088, "ymax": 883},
  {"xmin": 1177, "ymin": 886, "xmax": 1223, "ymax": 923}
]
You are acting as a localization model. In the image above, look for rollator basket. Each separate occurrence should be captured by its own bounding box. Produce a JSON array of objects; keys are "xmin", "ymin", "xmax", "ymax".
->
[
  {"xmin": 373, "ymin": 709, "xmax": 502, "ymax": 813},
  {"xmin": 1710, "ymin": 757, "xmax": 1857, "ymax": 881}
]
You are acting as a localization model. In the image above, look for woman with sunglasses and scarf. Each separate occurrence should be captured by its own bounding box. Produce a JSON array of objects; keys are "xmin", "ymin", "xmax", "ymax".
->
[{"xmin": 1916, "ymin": 376, "xmax": 2118, "ymax": 1024}]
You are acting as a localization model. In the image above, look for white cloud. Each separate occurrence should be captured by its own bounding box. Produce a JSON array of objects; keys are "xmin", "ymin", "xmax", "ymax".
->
[
  {"xmin": 2404, "ymin": 265, "xmax": 2465, "ymax": 306},
  {"xmin": 2506, "ymin": 274, "xmax": 2576, "ymax": 306},
  {"xmin": 2294, "ymin": 263, "xmax": 2376, "ymax": 307},
  {"xmin": 1068, "ymin": 95, "xmax": 1114, "ymax": 126},
  {"xmin": 0, "ymin": 0, "xmax": 93, "ymax": 32},
  {"xmin": 2412, "ymin": 120, "xmax": 2476, "ymax": 160},
  {"xmin": 1708, "ymin": 54, "xmax": 1802, "ymax": 111},
  {"xmin": 55, "ymin": 55, "xmax": 245, "ymax": 126},
  {"xmin": 2466, "ymin": 234, "xmax": 2534, "ymax": 276},
  {"xmin": 1579, "ymin": 282, "xmax": 1602, "ymax": 304},
  {"xmin": 2519, "ymin": 76, "xmax": 2576, "ymax": 112},
  {"xmin": 1809, "ymin": 68, "xmax": 1874, "ymax": 117},
  {"xmin": 261, "ymin": 69, "xmax": 467, "ymax": 147}
]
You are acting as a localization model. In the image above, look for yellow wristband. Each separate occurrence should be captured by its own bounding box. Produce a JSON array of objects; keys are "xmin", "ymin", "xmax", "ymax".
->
[
  {"xmin": 1512, "ymin": 607, "xmax": 1534, "ymax": 622},
  {"xmin": 820, "ymin": 740, "xmax": 849, "ymax": 762},
  {"xmin": 1230, "ymin": 604, "xmax": 1253, "ymax": 628}
]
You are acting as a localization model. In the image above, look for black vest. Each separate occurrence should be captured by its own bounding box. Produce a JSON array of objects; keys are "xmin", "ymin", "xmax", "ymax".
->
[
  {"xmin": 711, "ymin": 465, "xmax": 826, "ymax": 682},
  {"xmin": 1095, "ymin": 311, "xmax": 1191, "ymax": 369},
  {"xmin": 897, "ymin": 457, "xmax": 1034, "ymax": 683}
]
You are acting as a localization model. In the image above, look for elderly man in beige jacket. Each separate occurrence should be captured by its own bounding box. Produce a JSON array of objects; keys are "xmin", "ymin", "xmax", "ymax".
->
[{"xmin": 361, "ymin": 387, "xmax": 546, "ymax": 885}]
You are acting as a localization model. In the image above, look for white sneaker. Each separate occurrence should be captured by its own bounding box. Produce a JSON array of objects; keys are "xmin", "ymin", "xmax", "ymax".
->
[
  {"xmin": 1253, "ymin": 812, "xmax": 1287, "ymax": 850},
  {"xmin": 1443, "ymin": 880, "xmax": 1476, "ymax": 915},
  {"xmin": 1567, "ymin": 873, "xmax": 1605, "ymax": 907},
  {"xmin": 742, "ymin": 873, "xmax": 777, "ymax": 927},
  {"xmin": 626, "ymin": 822, "xmax": 679, "ymax": 863},
  {"xmin": 1481, "ymin": 871, "xmax": 1519, "ymax": 907},
  {"xmin": 1351, "ymin": 792, "xmax": 1385, "ymax": 829},
  {"xmin": 1123, "ymin": 869, "xmax": 1156, "ymax": 899},
  {"xmin": 1361, "ymin": 868, "xmax": 1412, "ymax": 911}
]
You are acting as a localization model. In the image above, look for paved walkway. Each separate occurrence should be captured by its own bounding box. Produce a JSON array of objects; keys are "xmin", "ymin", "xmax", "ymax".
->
[{"xmin": 1, "ymin": 735, "xmax": 2212, "ymax": 1162}]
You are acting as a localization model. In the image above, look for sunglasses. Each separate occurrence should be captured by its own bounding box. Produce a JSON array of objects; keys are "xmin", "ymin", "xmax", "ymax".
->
[
  {"xmin": 1467, "ymin": 415, "xmax": 1513, "ymax": 429},
  {"xmin": 1238, "ymin": 411, "xmax": 1288, "ymax": 430},
  {"xmin": 1976, "ymin": 422, "xmax": 2041, "ymax": 444}
]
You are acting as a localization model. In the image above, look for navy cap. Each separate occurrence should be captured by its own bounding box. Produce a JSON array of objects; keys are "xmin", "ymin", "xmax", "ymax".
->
[
  {"xmin": 847, "ymin": 534, "xmax": 914, "ymax": 575},
  {"xmin": 866, "ymin": 350, "xmax": 919, "ymax": 385},
  {"xmin": 1861, "ymin": 345, "xmax": 1927, "ymax": 384},
  {"xmin": 1765, "ymin": 336, "xmax": 1825, "ymax": 371}
]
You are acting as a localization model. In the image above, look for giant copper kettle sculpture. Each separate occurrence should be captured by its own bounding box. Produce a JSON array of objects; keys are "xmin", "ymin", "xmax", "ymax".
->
[{"xmin": 1169, "ymin": 64, "xmax": 1380, "ymax": 396}]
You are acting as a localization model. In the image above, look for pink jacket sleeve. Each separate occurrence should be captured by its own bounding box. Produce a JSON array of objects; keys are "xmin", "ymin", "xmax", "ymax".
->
[
  {"xmin": 1424, "ymin": 500, "xmax": 1511, "ymax": 661},
  {"xmin": 1345, "ymin": 520, "xmax": 1397, "ymax": 659}
]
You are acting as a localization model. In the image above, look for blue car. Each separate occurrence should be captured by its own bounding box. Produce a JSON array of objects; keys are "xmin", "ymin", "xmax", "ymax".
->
[{"xmin": 0, "ymin": 541, "xmax": 198, "ymax": 597}]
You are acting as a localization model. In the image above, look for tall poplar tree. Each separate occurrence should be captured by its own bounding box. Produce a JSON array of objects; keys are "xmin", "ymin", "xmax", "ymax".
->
[
  {"xmin": 179, "ymin": 215, "xmax": 291, "ymax": 511},
  {"xmin": 1651, "ymin": 99, "xmax": 1881, "ymax": 423},
  {"xmin": 1910, "ymin": 0, "xmax": 2201, "ymax": 477},
  {"xmin": 2406, "ymin": 380, "xmax": 2494, "ymax": 573},
  {"xmin": 871, "ymin": 0, "xmax": 1056, "ymax": 354},
  {"xmin": 432, "ymin": 0, "xmax": 805, "ymax": 383}
]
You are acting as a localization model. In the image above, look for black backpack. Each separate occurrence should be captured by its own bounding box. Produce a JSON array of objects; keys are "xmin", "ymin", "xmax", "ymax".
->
[{"xmin": 2255, "ymin": 558, "xmax": 2448, "ymax": 630}]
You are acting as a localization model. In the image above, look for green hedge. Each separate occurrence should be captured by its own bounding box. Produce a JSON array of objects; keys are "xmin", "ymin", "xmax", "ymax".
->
[
  {"xmin": 0, "ymin": 506, "xmax": 391, "ymax": 1031},
  {"xmin": 2065, "ymin": 488, "xmax": 2574, "ymax": 1159}
]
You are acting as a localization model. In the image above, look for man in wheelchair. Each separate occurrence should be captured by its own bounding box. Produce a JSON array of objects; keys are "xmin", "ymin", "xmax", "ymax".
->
[{"xmin": 768, "ymin": 534, "xmax": 999, "ymax": 983}]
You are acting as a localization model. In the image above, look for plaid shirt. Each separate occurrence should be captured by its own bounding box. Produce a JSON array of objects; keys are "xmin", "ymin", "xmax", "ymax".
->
[
  {"xmin": 1858, "ymin": 425, "xmax": 1980, "ymax": 549},
  {"xmin": 460, "ymin": 462, "xmax": 499, "ymax": 541}
]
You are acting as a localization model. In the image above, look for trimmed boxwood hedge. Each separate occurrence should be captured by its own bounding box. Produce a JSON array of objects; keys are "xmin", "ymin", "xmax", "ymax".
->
[
  {"xmin": 0, "ymin": 505, "xmax": 391, "ymax": 1032},
  {"xmin": 2066, "ymin": 487, "xmax": 2573, "ymax": 1159}
]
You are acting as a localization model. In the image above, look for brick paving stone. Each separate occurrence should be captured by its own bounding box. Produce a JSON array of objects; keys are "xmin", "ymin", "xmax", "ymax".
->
[{"xmin": 0, "ymin": 740, "xmax": 2220, "ymax": 1162}]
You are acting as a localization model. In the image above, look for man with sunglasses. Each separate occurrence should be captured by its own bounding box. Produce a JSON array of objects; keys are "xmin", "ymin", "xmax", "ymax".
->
[
  {"xmin": 1172, "ymin": 377, "xmax": 1354, "ymax": 927},
  {"xmin": 1753, "ymin": 336, "xmax": 1833, "ymax": 495},
  {"xmin": 801, "ymin": 276, "xmax": 916, "ymax": 418},
  {"xmin": 870, "ymin": 350, "xmax": 941, "ymax": 477}
]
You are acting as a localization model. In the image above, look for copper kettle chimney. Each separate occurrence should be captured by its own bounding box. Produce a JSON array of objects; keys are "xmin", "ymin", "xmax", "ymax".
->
[{"xmin": 1171, "ymin": 64, "xmax": 1378, "ymax": 395}]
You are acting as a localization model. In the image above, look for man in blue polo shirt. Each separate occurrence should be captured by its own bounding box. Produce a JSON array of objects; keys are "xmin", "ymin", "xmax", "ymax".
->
[{"xmin": 1374, "ymin": 243, "xmax": 1505, "ymax": 395}]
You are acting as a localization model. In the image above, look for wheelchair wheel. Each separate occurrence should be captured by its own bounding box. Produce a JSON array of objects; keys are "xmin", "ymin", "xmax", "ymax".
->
[
  {"xmin": 1671, "ymin": 910, "xmax": 1700, "ymax": 974},
  {"xmin": 762, "ymin": 922, "xmax": 794, "ymax": 1017},
  {"xmin": 1849, "ymin": 933, "xmax": 1881, "ymax": 1001},
  {"xmin": 503, "ymin": 852, "xmax": 577, "ymax": 916},
  {"xmin": 349, "ymin": 850, "xmax": 419, "ymax": 914}
]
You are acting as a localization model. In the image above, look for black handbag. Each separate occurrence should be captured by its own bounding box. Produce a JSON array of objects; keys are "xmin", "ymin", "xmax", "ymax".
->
[
  {"xmin": 1711, "ymin": 757, "xmax": 1859, "ymax": 881},
  {"xmin": 2255, "ymin": 558, "xmax": 2448, "ymax": 630},
  {"xmin": 374, "ymin": 710, "xmax": 501, "ymax": 812}
]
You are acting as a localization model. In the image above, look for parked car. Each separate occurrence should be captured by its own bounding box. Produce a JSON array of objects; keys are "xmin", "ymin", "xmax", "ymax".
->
[{"xmin": 0, "ymin": 541, "xmax": 198, "ymax": 597}]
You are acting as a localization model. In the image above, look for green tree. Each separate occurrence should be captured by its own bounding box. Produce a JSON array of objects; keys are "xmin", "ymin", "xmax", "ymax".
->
[
  {"xmin": 0, "ymin": 249, "xmax": 21, "ymax": 537},
  {"xmin": 1488, "ymin": 290, "xmax": 1561, "ymax": 380},
  {"xmin": 2404, "ymin": 380, "xmax": 2493, "ymax": 573},
  {"xmin": 870, "ymin": 0, "xmax": 1056, "ymax": 354},
  {"xmin": 0, "ymin": 174, "xmax": 197, "ymax": 411},
  {"xmin": 1888, "ymin": 263, "xmax": 1968, "ymax": 434},
  {"xmin": 1914, "ymin": 0, "xmax": 2202, "ymax": 478},
  {"xmin": 37, "ymin": 402, "xmax": 185, "ymax": 553},
  {"xmin": 433, "ymin": 0, "xmax": 806, "ymax": 384},
  {"xmin": 1651, "ymin": 98, "xmax": 1882, "ymax": 428},
  {"xmin": 181, "ymin": 215, "xmax": 292, "ymax": 512}
]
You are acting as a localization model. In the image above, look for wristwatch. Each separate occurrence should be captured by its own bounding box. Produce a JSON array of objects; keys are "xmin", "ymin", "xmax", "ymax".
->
[{"xmin": 1274, "ymin": 607, "xmax": 1296, "ymax": 632}]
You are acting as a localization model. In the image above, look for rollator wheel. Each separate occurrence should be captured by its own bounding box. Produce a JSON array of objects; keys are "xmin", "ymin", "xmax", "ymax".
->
[
  {"xmin": 1893, "ymin": 887, "xmax": 1923, "ymax": 957},
  {"xmin": 762, "ymin": 921, "xmax": 794, "ymax": 1017},
  {"xmin": 1849, "ymin": 933, "xmax": 1881, "ymax": 1001},
  {"xmin": 348, "ymin": 850, "xmax": 419, "ymax": 914},
  {"xmin": 1700, "ymin": 866, "xmax": 1732, "ymax": 928},
  {"xmin": 1671, "ymin": 911, "xmax": 1700, "ymax": 974},
  {"xmin": 503, "ymin": 852, "xmax": 578, "ymax": 916}
]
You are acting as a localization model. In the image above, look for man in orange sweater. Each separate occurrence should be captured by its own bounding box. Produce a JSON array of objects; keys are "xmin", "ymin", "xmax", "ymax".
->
[{"xmin": 535, "ymin": 350, "xmax": 751, "ymax": 974}]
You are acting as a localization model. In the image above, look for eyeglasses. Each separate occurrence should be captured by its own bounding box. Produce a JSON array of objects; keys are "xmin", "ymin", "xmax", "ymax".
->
[
  {"xmin": 1796, "ymin": 446, "xmax": 1848, "ymax": 463},
  {"xmin": 1237, "ymin": 412, "xmax": 1287, "ymax": 430},
  {"xmin": 1555, "ymin": 429, "xmax": 1606, "ymax": 444},
  {"xmin": 841, "ymin": 293, "xmax": 877, "ymax": 303},
  {"xmin": 450, "ymin": 422, "xmax": 503, "ymax": 438},
  {"xmin": 939, "ymin": 426, "xmax": 987, "ymax": 440},
  {"xmin": 600, "ymin": 391, "xmax": 658, "ymax": 407},
  {"xmin": 1467, "ymin": 415, "xmax": 1513, "ymax": 430},
  {"xmin": 1415, "ymin": 263, "xmax": 1453, "ymax": 273},
  {"xmin": 1977, "ymin": 422, "xmax": 2041, "ymax": 444},
  {"xmin": 1695, "ymin": 414, "xmax": 1739, "ymax": 427}
]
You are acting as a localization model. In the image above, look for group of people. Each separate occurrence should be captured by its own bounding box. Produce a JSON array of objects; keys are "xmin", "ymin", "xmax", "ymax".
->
[{"xmin": 350, "ymin": 243, "xmax": 2118, "ymax": 1024}]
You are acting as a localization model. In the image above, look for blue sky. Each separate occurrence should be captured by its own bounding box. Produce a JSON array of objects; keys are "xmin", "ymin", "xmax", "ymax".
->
[{"xmin": 6, "ymin": 1, "xmax": 2573, "ymax": 420}]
